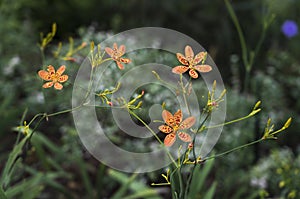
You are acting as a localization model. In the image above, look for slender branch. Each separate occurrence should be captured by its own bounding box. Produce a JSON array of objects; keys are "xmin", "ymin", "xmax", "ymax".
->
[
  {"xmin": 205, "ymin": 111, "xmax": 259, "ymax": 130},
  {"xmin": 225, "ymin": 0, "xmax": 249, "ymax": 69},
  {"xmin": 128, "ymin": 110, "xmax": 178, "ymax": 167},
  {"xmin": 203, "ymin": 139, "xmax": 263, "ymax": 161},
  {"xmin": 179, "ymin": 74, "xmax": 191, "ymax": 116}
]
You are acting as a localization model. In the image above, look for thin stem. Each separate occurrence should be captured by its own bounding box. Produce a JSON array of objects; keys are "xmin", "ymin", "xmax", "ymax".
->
[
  {"xmin": 184, "ymin": 148, "xmax": 196, "ymax": 198},
  {"xmin": 225, "ymin": 0, "xmax": 249, "ymax": 68},
  {"xmin": 206, "ymin": 112, "xmax": 257, "ymax": 129},
  {"xmin": 27, "ymin": 113, "xmax": 46, "ymax": 126},
  {"xmin": 184, "ymin": 113, "xmax": 210, "ymax": 197},
  {"xmin": 178, "ymin": 166, "xmax": 184, "ymax": 198},
  {"xmin": 151, "ymin": 182, "xmax": 170, "ymax": 186},
  {"xmin": 128, "ymin": 110, "xmax": 178, "ymax": 167},
  {"xmin": 243, "ymin": 70, "xmax": 250, "ymax": 94},
  {"xmin": 203, "ymin": 139, "xmax": 263, "ymax": 161},
  {"xmin": 40, "ymin": 48, "xmax": 46, "ymax": 66},
  {"xmin": 15, "ymin": 108, "xmax": 28, "ymax": 145},
  {"xmin": 27, "ymin": 114, "xmax": 47, "ymax": 143},
  {"xmin": 180, "ymin": 74, "xmax": 191, "ymax": 116},
  {"xmin": 153, "ymin": 71, "xmax": 178, "ymax": 91}
]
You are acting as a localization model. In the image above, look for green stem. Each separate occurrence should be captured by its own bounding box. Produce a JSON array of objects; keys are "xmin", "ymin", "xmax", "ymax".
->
[
  {"xmin": 178, "ymin": 166, "xmax": 184, "ymax": 198},
  {"xmin": 243, "ymin": 69, "xmax": 250, "ymax": 93},
  {"xmin": 151, "ymin": 182, "xmax": 170, "ymax": 186},
  {"xmin": 40, "ymin": 48, "xmax": 46, "ymax": 66},
  {"xmin": 203, "ymin": 139, "xmax": 263, "ymax": 161},
  {"xmin": 153, "ymin": 71, "xmax": 178, "ymax": 91},
  {"xmin": 184, "ymin": 113, "xmax": 210, "ymax": 197},
  {"xmin": 180, "ymin": 74, "xmax": 191, "ymax": 116},
  {"xmin": 0, "ymin": 185, "xmax": 7, "ymax": 199},
  {"xmin": 205, "ymin": 111, "xmax": 258, "ymax": 130},
  {"xmin": 27, "ymin": 104, "xmax": 84, "ymax": 127},
  {"xmin": 128, "ymin": 110, "xmax": 178, "ymax": 167},
  {"xmin": 225, "ymin": 0, "xmax": 249, "ymax": 68},
  {"xmin": 15, "ymin": 108, "xmax": 28, "ymax": 145}
]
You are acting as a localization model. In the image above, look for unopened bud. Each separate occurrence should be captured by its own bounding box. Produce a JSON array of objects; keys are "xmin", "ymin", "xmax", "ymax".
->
[
  {"xmin": 284, "ymin": 117, "xmax": 292, "ymax": 129},
  {"xmin": 90, "ymin": 41, "xmax": 95, "ymax": 52},
  {"xmin": 188, "ymin": 142, "xmax": 193, "ymax": 149},
  {"xmin": 253, "ymin": 101, "xmax": 261, "ymax": 110}
]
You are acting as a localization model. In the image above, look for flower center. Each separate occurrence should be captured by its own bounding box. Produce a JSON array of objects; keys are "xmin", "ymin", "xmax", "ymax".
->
[
  {"xmin": 173, "ymin": 125, "xmax": 180, "ymax": 132},
  {"xmin": 50, "ymin": 73, "xmax": 59, "ymax": 82}
]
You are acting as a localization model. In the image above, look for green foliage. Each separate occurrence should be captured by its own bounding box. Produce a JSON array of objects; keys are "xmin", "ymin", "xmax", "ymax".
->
[
  {"xmin": 187, "ymin": 160, "xmax": 216, "ymax": 199},
  {"xmin": 251, "ymin": 148, "xmax": 300, "ymax": 198},
  {"xmin": 108, "ymin": 170, "xmax": 162, "ymax": 199}
]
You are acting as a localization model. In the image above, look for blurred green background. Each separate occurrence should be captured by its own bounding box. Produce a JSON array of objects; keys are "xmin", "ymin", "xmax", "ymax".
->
[{"xmin": 0, "ymin": 0, "xmax": 299, "ymax": 198}]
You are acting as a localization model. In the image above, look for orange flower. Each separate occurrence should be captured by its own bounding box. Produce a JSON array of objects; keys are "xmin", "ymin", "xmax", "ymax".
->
[
  {"xmin": 159, "ymin": 109, "xmax": 196, "ymax": 147},
  {"xmin": 38, "ymin": 65, "xmax": 68, "ymax": 90},
  {"xmin": 172, "ymin": 45, "xmax": 212, "ymax": 79},
  {"xmin": 105, "ymin": 43, "xmax": 131, "ymax": 70}
]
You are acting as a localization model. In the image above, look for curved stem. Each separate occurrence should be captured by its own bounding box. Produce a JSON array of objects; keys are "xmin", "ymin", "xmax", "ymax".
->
[
  {"xmin": 225, "ymin": 0, "xmax": 249, "ymax": 68},
  {"xmin": 203, "ymin": 139, "xmax": 263, "ymax": 161},
  {"xmin": 179, "ymin": 74, "xmax": 191, "ymax": 116},
  {"xmin": 205, "ymin": 111, "xmax": 259, "ymax": 130},
  {"xmin": 128, "ymin": 110, "xmax": 178, "ymax": 167}
]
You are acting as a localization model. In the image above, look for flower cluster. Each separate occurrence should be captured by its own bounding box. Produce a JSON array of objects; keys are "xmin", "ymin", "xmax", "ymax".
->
[
  {"xmin": 38, "ymin": 43, "xmax": 131, "ymax": 90},
  {"xmin": 157, "ymin": 45, "xmax": 212, "ymax": 146}
]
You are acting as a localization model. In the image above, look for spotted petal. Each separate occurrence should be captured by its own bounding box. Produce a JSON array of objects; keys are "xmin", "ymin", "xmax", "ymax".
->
[
  {"xmin": 162, "ymin": 110, "xmax": 175, "ymax": 126},
  {"xmin": 189, "ymin": 69, "xmax": 198, "ymax": 79},
  {"xmin": 120, "ymin": 58, "xmax": 131, "ymax": 64},
  {"xmin": 54, "ymin": 82, "xmax": 63, "ymax": 90},
  {"xmin": 159, "ymin": 125, "xmax": 173, "ymax": 134},
  {"xmin": 113, "ymin": 43, "xmax": 118, "ymax": 50},
  {"xmin": 164, "ymin": 133, "xmax": 176, "ymax": 147},
  {"xmin": 42, "ymin": 82, "xmax": 54, "ymax": 88},
  {"xmin": 180, "ymin": 116, "xmax": 196, "ymax": 129},
  {"xmin": 193, "ymin": 52, "xmax": 207, "ymax": 65},
  {"xmin": 176, "ymin": 53, "xmax": 189, "ymax": 66},
  {"xmin": 58, "ymin": 75, "xmax": 68, "ymax": 83},
  {"xmin": 194, "ymin": 65, "xmax": 212, "ymax": 73},
  {"xmin": 172, "ymin": 66, "xmax": 189, "ymax": 74},
  {"xmin": 47, "ymin": 65, "xmax": 55, "ymax": 74},
  {"xmin": 185, "ymin": 45, "xmax": 194, "ymax": 60},
  {"xmin": 178, "ymin": 132, "xmax": 192, "ymax": 143},
  {"xmin": 105, "ymin": 47, "xmax": 114, "ymax": 57},
  {"xmin": 56, "ymin": 65, "xmax": 66, "ymax": 76},
  {"xmin": 38, "ymin": 70, "xmax": 51, "ymax": 81},
  {"xmin": 174, "ymin": 110, "xmax": 182, "ymax": 125},
  {"xmin": 116, "ymin": 61, "xmax": 124, "ymax": 70},
  {"xmin": 118, "ymin": 44, "xmax": 126, "ymax": 57}
]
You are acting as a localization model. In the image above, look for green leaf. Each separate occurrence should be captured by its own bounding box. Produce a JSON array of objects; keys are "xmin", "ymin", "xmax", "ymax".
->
[
  {"xmin": 109, "ymin": 169, "xmax": 162, "ymax": 199},
  {"xmin": 202, "ymin": 182, "xmax": 217, "ymax": 199},
  {"xmin": 0, "ymin": 185, "xmax": 7, "ymax": 199},
  {"xmin": 0, "ymin": 133, "xmax": 30, "ymax": 188},
  {"xmin": 109, "ymin": 170, "xmax": 139, "ymax": 199},
  {"xmin": 5, "ymin": 173, "xmax": 44, "ymax": 198},
  {"xmin": 187, "ymin": 159, "xmax": 214, "ymax": 199},
  {"xmin": 123, "ymin": 189, "xmax": 161, "ymax": 199},
  {"xmin": 170, "ymin": 167, "xmax": 181, "ymax": 199}
]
